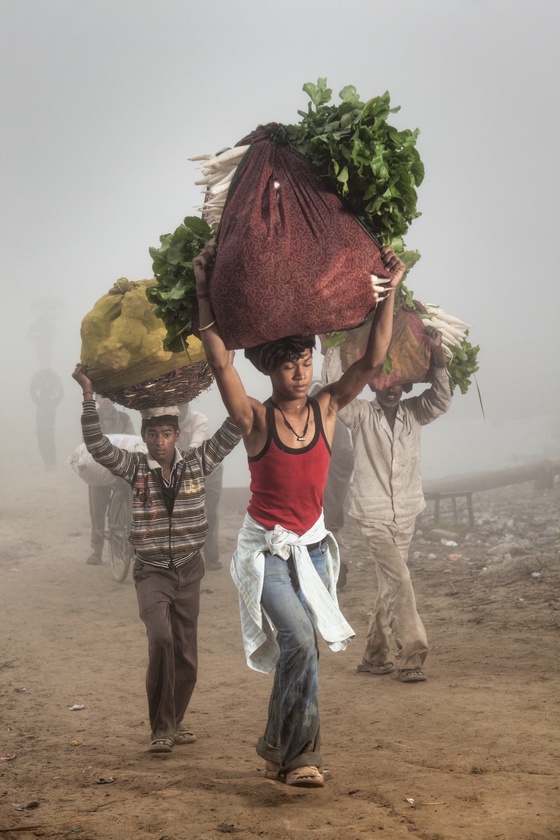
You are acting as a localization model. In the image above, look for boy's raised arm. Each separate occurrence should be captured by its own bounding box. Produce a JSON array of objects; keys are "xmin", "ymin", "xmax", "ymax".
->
[
  {"xmin": 322, "ymin": 247, "xmax": 406, "ymax": 412},
  {"xmin": 72, "ymin": 363, "xmax": 95, "ymax": 398},
  {"xmin": 194, "ymin": 242, "xmax": 258, "ymax": 438}
]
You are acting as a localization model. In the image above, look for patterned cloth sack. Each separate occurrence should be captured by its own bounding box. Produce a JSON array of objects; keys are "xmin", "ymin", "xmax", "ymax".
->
[
  {"xmin": 335, "ymin": 307, "xmax": 432, "ymax": 389},
  {"xmin": 209, "ymin": 137, "xmax": 395, "ymax": 349}
]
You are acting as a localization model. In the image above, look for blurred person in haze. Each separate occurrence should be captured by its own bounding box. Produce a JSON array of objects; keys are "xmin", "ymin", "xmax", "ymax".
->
[
  {"xmin": 85, "ymin": 396, "xmax": 135, "ymax": 566},
  {"xmin": 29, "ymin": 368, "xmax": 64, "ymax": 470},
  {"xmin": 178, "ymin": 403, "xmax": 224, "ymax": 571},
  {"xmin": 194, "ymin": 239, "xmax": 404, "ymax": 788},
  {"xmin": 323, "ymin": 325, "xmax": 453, "ymax": 683},
  {"xmin": 72, "ymin": 364, "xmax": 241, "ymax": 754}
]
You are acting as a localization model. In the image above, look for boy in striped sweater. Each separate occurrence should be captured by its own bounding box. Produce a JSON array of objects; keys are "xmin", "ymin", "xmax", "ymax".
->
[{"xmin": 72, "ymin": 364, "xmax": 241, "ymax": 754}]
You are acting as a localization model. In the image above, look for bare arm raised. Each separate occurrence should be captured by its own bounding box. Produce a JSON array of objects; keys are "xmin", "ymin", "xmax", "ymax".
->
[
  {"xmin": 194, "ymin": 241, "xmax": 404, "ymax": 448},
  {"xmin": 194, "ymin": 242, "xmax": 264, "ymax": 442},
  {"xmin": 315, "ymin": 247, "xmax": 405, "ymax": 416}
]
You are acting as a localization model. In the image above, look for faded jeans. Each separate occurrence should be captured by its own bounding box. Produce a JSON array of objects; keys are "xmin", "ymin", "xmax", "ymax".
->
[
  {"xmin": 256, "ymin": 541, "xmax": 328, "ymax": 775},
  {"xmin": 359, "ymin": 516, "xmax": 428, "ymax": 671}
]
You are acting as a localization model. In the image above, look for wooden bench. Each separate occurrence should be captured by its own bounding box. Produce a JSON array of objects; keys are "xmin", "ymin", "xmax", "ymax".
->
[{"xmin": 423, "ymin": 490, "xmax": 475, "ymax": 528}]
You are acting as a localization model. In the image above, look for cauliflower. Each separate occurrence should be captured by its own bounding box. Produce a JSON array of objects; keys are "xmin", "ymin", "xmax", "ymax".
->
[
  {"xmin": 140, "ymin": 328, "xmax": 173, "ymax": 363},
  {"xmin": 110, "ymin": 317, "xmax": 148, "ymax": 352},
  {"xmin": 95, "ymin": 339, "xmax": 131, "ymax": 372}
]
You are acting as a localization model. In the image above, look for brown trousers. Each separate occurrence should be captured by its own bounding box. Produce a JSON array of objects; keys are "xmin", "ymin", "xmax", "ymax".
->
[
  {"xmin": 358, "ymin": 516, "xmax": 428, "ymax": 671},
  {"xmin": 133, "ymin": 554, "xmax": 204, "ymax": 740}
]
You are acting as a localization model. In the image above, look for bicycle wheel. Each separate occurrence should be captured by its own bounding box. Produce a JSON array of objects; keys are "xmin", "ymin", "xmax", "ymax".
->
[{"xmin": 108, "ymin": 483, "xmax": 133, "ymax": 583}]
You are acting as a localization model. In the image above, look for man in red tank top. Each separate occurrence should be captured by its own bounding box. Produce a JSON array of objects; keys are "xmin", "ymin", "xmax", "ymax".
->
[{"xmin": 194, "ymin": 241, "xmax": 405, "ymax": 787}]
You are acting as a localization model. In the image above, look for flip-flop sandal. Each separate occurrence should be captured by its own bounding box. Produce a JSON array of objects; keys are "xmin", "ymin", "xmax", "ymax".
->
[
  {"xmin": 357, "ymin": 661, "xmax": 395, "ymax": 675},
  {"xmin": 148, "ymin": 738, "xmax": 174, "ymax": 753},
  {"xmin": 398, "ymin": 668, "xmax": 427, "ymax": 683},
  {"xmin": 173, "ymin": 724, "xmax": 196, "ymax": 744},
  {"xmin": 285, "ymin": 765, "xmax": 325, "ymax": 788}
]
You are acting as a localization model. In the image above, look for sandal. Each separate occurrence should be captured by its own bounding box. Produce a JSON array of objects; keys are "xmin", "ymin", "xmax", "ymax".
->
[
  {"xmin": 398, "ymin": 668, "xmax": 427, "ymax": 683},
  {"xmin": 285, "ymin": 765, "xmax": 325, "ymax": 788},
  {"xmin": 173, "ymin": 724, "xmax": 196, "ymax": 745},
  {"xmin": 357, "ymin": 660, "xmax": 395, "ymax": 675},
  {"xmin": 148, "ymin": 737, "xmax": 174, "ymax": 753}
]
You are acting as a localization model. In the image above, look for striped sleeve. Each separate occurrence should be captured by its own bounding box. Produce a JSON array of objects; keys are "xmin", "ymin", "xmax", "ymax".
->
[
  {"xmin": 195, "ymin": 417, "xmax": 241, "ymax": 476},
  {"xmin": 81, "ymin": 400, "xmax": 138, "ymax": 484}
]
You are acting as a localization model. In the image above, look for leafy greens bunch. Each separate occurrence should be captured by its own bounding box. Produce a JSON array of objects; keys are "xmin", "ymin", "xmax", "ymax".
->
[
  {"xmin": 146, "ymin": 216, "xmax": 213, "ymax": 352},
  {"xmin": 284, "ymin": 79, "xmax": 424, "ymax": 246}
]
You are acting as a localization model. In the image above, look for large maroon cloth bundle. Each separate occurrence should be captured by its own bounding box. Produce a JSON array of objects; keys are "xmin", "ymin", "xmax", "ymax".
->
[{"xmin": 209, "ymin": 139, "xmax": 394, "ymax": 349}]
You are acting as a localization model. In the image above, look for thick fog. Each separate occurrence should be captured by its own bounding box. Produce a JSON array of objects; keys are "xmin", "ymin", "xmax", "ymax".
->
[{"xmin": 3, "ymin": 0, "xmax": 558, "ymax": 486}]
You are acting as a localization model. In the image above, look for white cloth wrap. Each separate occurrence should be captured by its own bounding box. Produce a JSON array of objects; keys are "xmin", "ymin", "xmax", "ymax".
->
[{"xmin": 230, "ymin": 512, "xmax": 355, "ymax": 673}]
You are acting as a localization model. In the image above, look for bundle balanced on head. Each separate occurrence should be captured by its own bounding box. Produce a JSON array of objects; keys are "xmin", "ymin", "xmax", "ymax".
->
[
  {"xmin": 323, "ymin": 324, "xmax": 454, "ymax": 683},
  {"xmin": 72, "ymin": 364, "xmax": 241, "ymax": 754},
  {"xmin": 193, "ymin": 239, "xmax": 405, "ymax": 788}
]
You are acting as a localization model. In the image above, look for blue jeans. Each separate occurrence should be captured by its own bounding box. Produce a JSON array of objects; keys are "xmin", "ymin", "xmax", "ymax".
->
[{"xmin": 256, "ymin": 541, "xmax": 329, "ymax": 774}]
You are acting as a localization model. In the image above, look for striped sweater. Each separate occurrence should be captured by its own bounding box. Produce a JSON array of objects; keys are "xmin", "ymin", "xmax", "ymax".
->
[{"xmin": 81, "ymin": 399, "xmax": 241, "ymax": 568}]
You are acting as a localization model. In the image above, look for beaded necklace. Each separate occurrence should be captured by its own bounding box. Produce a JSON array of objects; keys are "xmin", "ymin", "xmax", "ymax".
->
[{"xmin": 271, "ymin": 399, "xmax": 311, "ymax": 442}]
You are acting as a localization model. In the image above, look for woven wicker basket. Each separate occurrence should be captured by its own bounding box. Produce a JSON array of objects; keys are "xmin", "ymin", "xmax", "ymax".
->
[{"xmin": 97, "ymin": 361, "xmax": 214, "ymax": 410}]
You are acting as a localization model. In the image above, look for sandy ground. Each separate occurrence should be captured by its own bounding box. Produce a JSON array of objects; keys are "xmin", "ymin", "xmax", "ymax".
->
[{"xmin": 1, "ymin": 459, "xmax": 560, "ymax": 840}]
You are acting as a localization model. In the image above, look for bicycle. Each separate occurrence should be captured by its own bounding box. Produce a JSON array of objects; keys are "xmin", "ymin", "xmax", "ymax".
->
[{"xmin": 105, "ymin": 480, "xmax": 133, "ymax": 582}]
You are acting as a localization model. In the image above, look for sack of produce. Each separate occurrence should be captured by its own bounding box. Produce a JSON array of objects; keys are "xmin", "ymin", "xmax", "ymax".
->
[
  {"xmin": 325, "ymin": 300, "xmax": 478, "ymax": 394},
  {"xmin": 207, "ymin": 139, "xmax": 394, "ymax": 348},
  {"xmin": 68, "ymin": 434, "xmax": 147, "ymax": 486},
  {"xmin": 149, "ymin": 79, "xmax": 424, "ymax": 351},
  {"xmin": 80, "ymin": 278, "xmax": 212, "ymax": 408},
  {"xmin": 334, "ymin": 307, "xmax": 432, "ymax": 389}
]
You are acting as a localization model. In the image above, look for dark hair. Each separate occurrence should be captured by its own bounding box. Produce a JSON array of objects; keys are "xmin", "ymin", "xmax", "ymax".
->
[
  {"xmin": 244, "ymin": 335, "xmax": 316, "ymax": 374},
  {"xmin": 141, "ymin": 415, "xmax": 179, "ymax": 437}
]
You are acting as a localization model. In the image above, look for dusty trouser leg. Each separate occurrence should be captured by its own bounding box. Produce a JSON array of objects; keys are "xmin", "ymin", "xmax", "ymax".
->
[
  {"xmin": 256, "ymin": 544, "xmax": 329, "ymax": 775},
  {"xmin": 36, "ymin": 412, "xmax": 56, "ymax": 468},
  {"xmin": 88, "ymin": 484, "xmax": 111, "ymax": 558},
  {"xmin": 359, "ymin": 517, "xmax": 427, "ymax": 671},
  {"xmin": 134, "ymin": 555, "xmax": 204, "ymax": 741},
  {"xmin": 172, "ymin": 556, "xmax": 204, "ymax": 727}
]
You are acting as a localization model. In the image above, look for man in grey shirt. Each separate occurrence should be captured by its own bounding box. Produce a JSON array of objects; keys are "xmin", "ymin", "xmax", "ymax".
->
[{"xmin": 324, "ymin": 326, "xmax": 453, "ymax": 682}]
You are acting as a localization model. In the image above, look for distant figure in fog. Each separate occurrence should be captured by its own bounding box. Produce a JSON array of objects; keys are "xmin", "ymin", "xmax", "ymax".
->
[
  {"xmin": 29, "ymin": 368, "xmax": 64, "ymax": 470},
  {"xmin": 86, "ymin": 396, "xmax": 136, "ymax": 565},
  {"xmin": 178, "ymin": 403, "xmax": 224, "ymax": 571}
]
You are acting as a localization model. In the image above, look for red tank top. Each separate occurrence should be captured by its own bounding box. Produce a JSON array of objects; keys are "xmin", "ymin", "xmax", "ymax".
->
[{"xmin": 247, "ymin": 397, "xmax": 331, "ymax": 536}]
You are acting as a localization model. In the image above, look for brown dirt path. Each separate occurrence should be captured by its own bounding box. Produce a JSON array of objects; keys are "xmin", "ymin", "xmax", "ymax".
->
[{"xmin": 1, "ymin": 462, "xmax": 559, "ymax": 839}]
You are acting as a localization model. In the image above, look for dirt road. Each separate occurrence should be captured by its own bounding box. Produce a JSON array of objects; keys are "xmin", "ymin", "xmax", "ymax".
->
[{"xmin": 1, "ymin": 462, "xmax": 559, "ymax": 839}]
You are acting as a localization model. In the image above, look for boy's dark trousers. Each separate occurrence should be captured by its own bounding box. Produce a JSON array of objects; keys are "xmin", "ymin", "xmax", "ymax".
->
[{"xmin": 133, "ymin": 553, "xmax": 204, "ymax": 740}]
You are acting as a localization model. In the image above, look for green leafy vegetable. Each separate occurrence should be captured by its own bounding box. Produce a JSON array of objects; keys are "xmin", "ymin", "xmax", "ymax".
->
[
  {"xmin": 147, "ymin": 217, "xmax": 214, "ymax": 352},
  {"xmin": 446, "ymin": 336, "xmax": 480, "ymax": 395},
  {"xmin": 284, "ymin": 79, "xmax": 424, "ymax": 244},
  {"xmin": 146, "ymin": 80, "xmax": 478, "ymax": 394}
]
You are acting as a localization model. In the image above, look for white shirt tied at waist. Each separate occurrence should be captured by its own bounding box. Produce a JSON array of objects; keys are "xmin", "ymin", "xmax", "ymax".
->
[{"xmin": 231, "ymin": 512, "xmax": 355, "ymax": 674}]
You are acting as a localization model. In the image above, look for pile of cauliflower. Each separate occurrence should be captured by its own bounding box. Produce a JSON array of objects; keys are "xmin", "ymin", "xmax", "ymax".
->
[{"xmin": 81, "ymin": 278, "xmax": 205, "ymax": 391}]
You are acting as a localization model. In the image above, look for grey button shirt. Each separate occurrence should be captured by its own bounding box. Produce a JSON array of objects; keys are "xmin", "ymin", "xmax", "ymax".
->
[{"xmin": 324, "ymin": 350, "xmax": 453, "ymax": 522}]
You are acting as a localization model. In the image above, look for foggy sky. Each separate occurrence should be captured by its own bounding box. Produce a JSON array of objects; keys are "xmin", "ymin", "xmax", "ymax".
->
[{"xmin": 2, "ymin": 0, "xmax": 559, "ymax": 484}]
